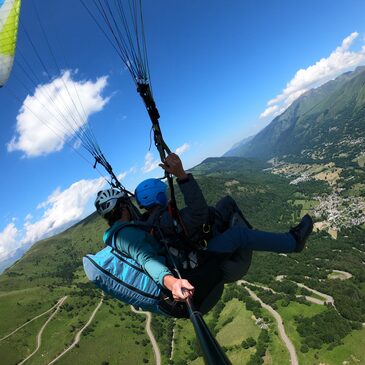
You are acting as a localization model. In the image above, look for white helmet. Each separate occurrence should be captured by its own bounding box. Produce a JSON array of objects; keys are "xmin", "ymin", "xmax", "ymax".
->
[{"xmin": 95, "ymin": 189, "xmax": 126, "ymax": 217}]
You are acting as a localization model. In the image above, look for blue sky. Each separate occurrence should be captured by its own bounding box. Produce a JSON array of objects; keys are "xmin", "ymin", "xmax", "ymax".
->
[{"xmin": 1, "ymin": 0, "xmax": 365, "ymax": 263}]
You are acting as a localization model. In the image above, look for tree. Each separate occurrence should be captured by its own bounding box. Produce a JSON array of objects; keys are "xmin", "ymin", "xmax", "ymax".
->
[
  {"xmin": 300, "ymin": 344, "xmax": 309, "ymax": 353},
  {"xmin": 246, "ymin": 337, "xmax": 257, "ymax": 347}
]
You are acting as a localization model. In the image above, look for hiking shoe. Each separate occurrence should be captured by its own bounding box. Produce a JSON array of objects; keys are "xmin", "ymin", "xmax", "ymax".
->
[{"xmin": 290, "ymin": 214, "xmax": 314, "ymax": 252}]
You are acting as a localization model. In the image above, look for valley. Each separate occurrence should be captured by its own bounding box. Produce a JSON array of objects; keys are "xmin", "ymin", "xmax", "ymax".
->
[
  {"xmin": 1, "ymin": 156, "xmax": 363, "ymax": 364},
  {"xmin": 1, "ymin": 66, "xmax": 365, "ymax": 364},
  {"xmin": 267, "ymin": 153, "xmax": 365, "ymax": 239}
]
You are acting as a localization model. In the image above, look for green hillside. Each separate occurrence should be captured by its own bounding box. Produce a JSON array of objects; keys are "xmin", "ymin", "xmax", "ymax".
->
[
  {"xmin": 229, "ymin": 66, "xmax": 365, "ymax": 163},
  {"xmin": 0, "ymin": 157, "xmax": 364, "ymax": 365}
]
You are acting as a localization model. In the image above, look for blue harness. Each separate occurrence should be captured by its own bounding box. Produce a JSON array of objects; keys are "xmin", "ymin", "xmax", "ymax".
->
[{"xmin": 83, "ymin": 224, "xmax": 170, "ymax": 315}]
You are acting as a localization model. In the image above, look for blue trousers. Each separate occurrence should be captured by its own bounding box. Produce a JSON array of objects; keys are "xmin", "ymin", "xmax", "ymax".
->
[{"xmin": 207, "ymin": 225, "xmax": 296, "ymax": 254}]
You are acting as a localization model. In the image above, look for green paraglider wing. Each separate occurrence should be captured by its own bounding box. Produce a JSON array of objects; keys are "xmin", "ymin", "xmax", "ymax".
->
[{"xmin": 0, "ymin": 0, "xmax": 21, "ymax": 87}]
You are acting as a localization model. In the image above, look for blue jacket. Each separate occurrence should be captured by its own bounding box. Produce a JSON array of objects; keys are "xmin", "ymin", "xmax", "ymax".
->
[
  {"xmin": 103, "ymin": 221, "xmax": 173, "ymax": 287},
  {"xmin": 143, "ymin": 174, "xmax": 210, "ymax": 240}
]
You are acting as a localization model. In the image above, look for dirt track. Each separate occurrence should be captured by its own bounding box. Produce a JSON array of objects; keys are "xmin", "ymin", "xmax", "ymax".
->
[
  {"xmin": 48, "ymin": 294, "xmax": 104, "ymax": 365},
  {"xmin": 0, "ymin": 296, "xmax": 67, "ymax": 342},
  {"xmin": 130, "ymin": 306, "xmax": 161, "ymax": 365},
  {"xmin": 245, "ymin": 287, "xmax": 298, "ymax": 365},
  {"xmin": 18, "ymin": 296, "xmax": 67, "ymax": 365}
]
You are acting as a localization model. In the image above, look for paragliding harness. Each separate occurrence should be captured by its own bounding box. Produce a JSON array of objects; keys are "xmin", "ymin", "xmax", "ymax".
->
[
  {"xmin": 83, "ymin": 222, "xmax": 190, "ymax": 318},
  {"xmin": 143, "ymin": 199, "xmax": 210, "ymax": 244},
  {"xmin": 83, "ymin": 219, "xmax": 223, "ymax": 319},
  {"xmin": 169, "ymin": 202, "xmax": 215, "ymax": 250}
]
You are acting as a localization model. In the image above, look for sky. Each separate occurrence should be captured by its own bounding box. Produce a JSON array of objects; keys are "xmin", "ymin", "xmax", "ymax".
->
[{"xmin": 1, "ymin": 0, "xmax": 365, "ymax": 264}]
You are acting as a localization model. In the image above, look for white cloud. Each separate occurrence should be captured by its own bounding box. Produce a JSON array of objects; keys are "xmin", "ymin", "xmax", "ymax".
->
[
  {"xmin": 117, "ymin": 171, "xmax": 128, "ymax": 182},
  {"xmin": 260, "ymin": 105, "xmax": 279, "ymax": 119},
  {"xmin": 128, "ymin": 166, "xmax": 138, "ymax": 174},
  {"xmin": 118, "ymin": 115, "xmax": 127, "ymax": 122},
  {"xmin": 141, "ymin": 143, "xmax": 191, "ymax": 173},
  {"xmin": 260, "ymin": 32, "xmax": 365, "ymax": 119},
  {"xmin": 0, "ymin": 176, "xmax": 107, "ymax": 262},
  {"xmin": 0, "ymin": 223, "xmax": 19, "ymax": 261},
  {"xmin": 21, "ymin": 177, "xmax": 106, "ymax": 245},
  {"xmin": 7, "ymin": 71, "xmax": 110, "ymax": 157},
  {"xmin": 175, "ymin": 143, "xmax": 190, "ymax": 155},
  {"xmin": 24, "ymin": 214, "xmax": 33, "ymax": 222},
  {"xmin": 141, "ymin": 151, "xmax": 161, "ymax": 173}
]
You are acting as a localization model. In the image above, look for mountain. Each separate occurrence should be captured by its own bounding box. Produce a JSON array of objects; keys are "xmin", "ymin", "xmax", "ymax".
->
[
  {"xmin": 0, "ymin": 157, "xmax": 364, "ymax": 365},
  {"xmin": 0, "ymin": 245, "xmax": 31, "ymax": 274},
  {"xmin": 223, "ymin": 135, "xmax": 255, "ymax": 157},
  {"xmin": 223, "ymin": 68, "xmax": 365, "ymax": 238},
  {"xmin": 226, "ymin": 66, "xmax": 365, "ymax": 162},
  {"xmin": 0, "ymin": 217, "xmax": 92, "ymax": 274}
]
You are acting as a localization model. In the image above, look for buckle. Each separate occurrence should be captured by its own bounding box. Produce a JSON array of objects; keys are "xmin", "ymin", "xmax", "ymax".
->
[{"xmin": 202, "ymin": 224, "xmax": 211, "ymax": 234}]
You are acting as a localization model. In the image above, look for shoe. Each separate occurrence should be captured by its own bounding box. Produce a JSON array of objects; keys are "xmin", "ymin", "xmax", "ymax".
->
[{"xmin": 290, "ymin": 214, "xmax": 314, "ymax": 252}]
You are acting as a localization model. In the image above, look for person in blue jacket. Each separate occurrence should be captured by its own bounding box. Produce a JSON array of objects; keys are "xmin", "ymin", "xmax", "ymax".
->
[
  {"xmin": 95, "ymin": 188, "xmax": 195, "ymax": 303},
  {"xmin": 135, "ymin": 153, "xmax": 313, "ymax": 262},
  {"xmin": 134, "ymin": 153, "xmax": 313, "ymax": 311},
  {"xmin": 95, "ymin": 153, "xmax": 313, "ymax": 309}
]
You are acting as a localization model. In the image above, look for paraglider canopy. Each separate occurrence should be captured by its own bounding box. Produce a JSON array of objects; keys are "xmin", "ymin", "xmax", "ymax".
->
[{"xmin": 0, "ymin": 0, "xmax": 21, "ymax": 87}]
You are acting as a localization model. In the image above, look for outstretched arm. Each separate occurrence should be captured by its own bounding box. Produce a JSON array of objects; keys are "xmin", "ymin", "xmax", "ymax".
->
[
  {"xmin": 118, "ymin": 227, "xmax": 195, "ymax": 300},
  {"xmin": 163, "ymin": 275, "xmax": 195, "ymax": 301},
  {"xmin": 160, "ymin": 153, "xmax": 210, "ymax": 236}
]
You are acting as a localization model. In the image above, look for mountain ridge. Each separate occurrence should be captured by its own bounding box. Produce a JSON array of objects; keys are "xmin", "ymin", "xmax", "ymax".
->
[{"xmin": 225, "ymin": 66, "xmax": 365, "ymax": 161}]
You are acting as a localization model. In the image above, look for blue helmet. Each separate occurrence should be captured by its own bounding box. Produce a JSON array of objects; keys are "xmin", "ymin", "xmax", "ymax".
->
[{"xmin": 135, "ymin": 178, "xmax": 168, "ymax": 209}]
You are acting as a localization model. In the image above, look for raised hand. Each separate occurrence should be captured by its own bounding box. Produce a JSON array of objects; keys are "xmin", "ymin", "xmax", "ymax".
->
[{"xmin": 159, "ymin": 153, "xmax": 188, "ymax": 180}]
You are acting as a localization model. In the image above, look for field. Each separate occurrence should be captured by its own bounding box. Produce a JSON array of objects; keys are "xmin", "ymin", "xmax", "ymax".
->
[
  {"xmin": 216, "ymin": 299, "xmax": 259, "ymax": 346},
  {"xmin": 290, "ymin": 199, "xmax": 319, "ymax": 216},
  {"xmin": 1, "ymin": 157, "xmax": 364, "ymax": 364}
]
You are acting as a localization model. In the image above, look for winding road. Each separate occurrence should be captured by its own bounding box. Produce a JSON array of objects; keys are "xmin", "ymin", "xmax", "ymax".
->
[
  {"xmin": 0, "ymin": 296, "xmax": 67, "ymax": 342},
  {"xmin": 294, "ymin": 282, "xmax": 334, "ymax": 306},
  {"xmin": 330, "ymin": 270, "xmax": 352, "ymax": 280},
  {"xmin": 239, "ymin": 271, "xmax": 352, "ymax": 365},
  {"xmin": 47, "ymin": 294, "xmax": 104, "ymax": 365},
  {"xmin": 245, "ymin": 287, "xmax": 298, "ymax": 365},
  {"xmin": 240, "ymin": 279, "xmax": 326, "ymax": 305},
  {"xmin": 18, "ymin": 296, "xmax": 68, "ymax": 365},
  {"xmin": 130, "ymin": 306, "xmax": 161, "ymax": 365},
  {"xmin": 275, "ymin": 275, "xmax": 335, "ymax": 306},
  {"xmin": 3, "ymin": 293, "xmax": 160, "ymax": 364},
  {"xmin": 169, "ymin": 321, "xmax": 176, "ymax": 362}
]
